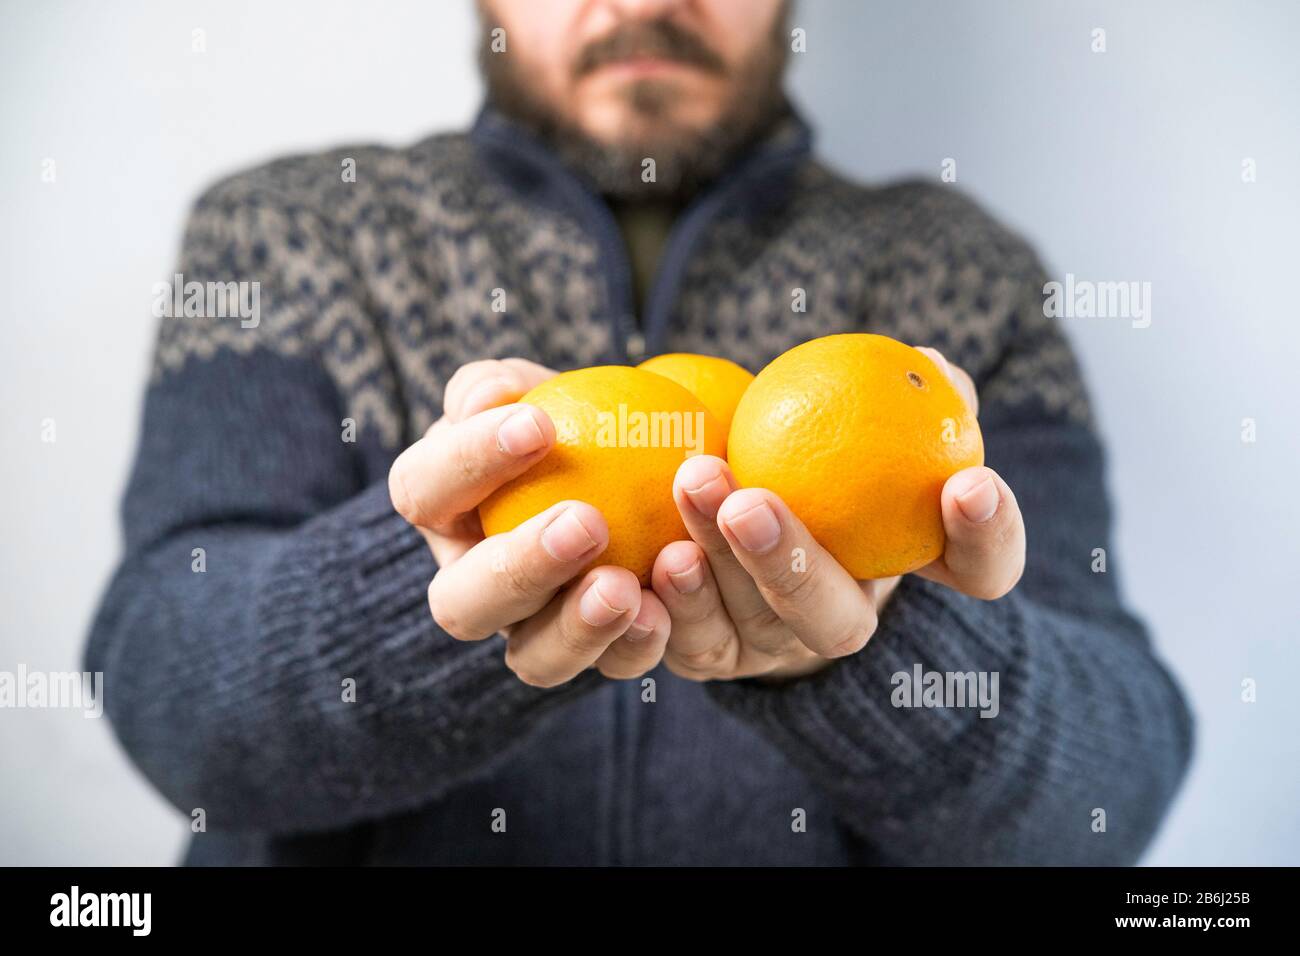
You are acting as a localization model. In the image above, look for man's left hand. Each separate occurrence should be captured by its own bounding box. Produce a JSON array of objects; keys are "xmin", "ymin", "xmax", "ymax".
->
[{"xmin": 649, "ymin": 347, "xmax": 1026, "ymax": 682}]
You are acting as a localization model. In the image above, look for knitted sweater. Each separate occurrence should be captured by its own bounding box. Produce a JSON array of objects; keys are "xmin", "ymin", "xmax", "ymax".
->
[{"xmin": 86, "ymin": 107, "xmax": 1193, "ymax": 865}]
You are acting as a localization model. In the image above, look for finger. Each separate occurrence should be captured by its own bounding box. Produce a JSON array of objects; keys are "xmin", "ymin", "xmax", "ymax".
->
[
  {"xmin": 673, "ymin": 455, "xmax": 786, "ymax": 651},
  {"xmin": 716, "ymin": 488, "xmax": 879, "ymax": 659},
  {"xmin": 916, "ymin": 466, "xmax": 1025, "ymax": 600},
  {"xmin": 426, "ymin": 525, "xmax": 477, "ymax": 568},
  {"xmin": 429, "ymin": 501, "xmax": 609, "ymax": 641},
  {"xmin": 415, "ymin": 415, "xmax": 491, "ymax": 565},
  {"xmin": 915, "ymin": 346, "xmax": 979, "ymax": 416},
  {"xmin": 505, "ymin": 567, "xmax": 642, "ymax": 688},
  {"xmin": 593, "ymin": 590, "xmax": 671, "ymax": 680},
  {"xmin": 388, "ymin": 402, "xmax": 555, "ymax": 530},
  {"xmin": 444, "ymin": 358, "xmax": 557, "ymax": 423},
  {"xmin": 651, "ymin": 539, "xmax": 743, "ymax": 680}
]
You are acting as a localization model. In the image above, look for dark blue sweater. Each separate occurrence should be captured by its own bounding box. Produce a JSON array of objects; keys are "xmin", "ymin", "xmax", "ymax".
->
[{"xmin": 86, "ymin": 108, "xmax": 1193, "ymax": 865}]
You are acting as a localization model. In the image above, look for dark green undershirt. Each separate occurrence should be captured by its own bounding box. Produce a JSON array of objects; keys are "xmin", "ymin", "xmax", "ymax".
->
[{"xmin": 609, "ymin": 199, "xmax": 679, "ymax": 326}]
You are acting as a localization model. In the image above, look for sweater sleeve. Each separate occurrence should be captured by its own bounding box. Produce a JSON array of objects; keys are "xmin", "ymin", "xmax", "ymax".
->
[
  {"xmin": 85, "ymin": 177, "xmax": 598, "ymax": 836},
  {"xmin": 707, "ymin": 269, "xmax": 1194, "ymax": 866}
]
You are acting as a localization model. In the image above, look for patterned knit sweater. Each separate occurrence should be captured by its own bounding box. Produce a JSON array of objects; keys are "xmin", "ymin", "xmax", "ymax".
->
[{"xmin": 86, "ymin": 107, "xmax": 1193, "ymax": 865}]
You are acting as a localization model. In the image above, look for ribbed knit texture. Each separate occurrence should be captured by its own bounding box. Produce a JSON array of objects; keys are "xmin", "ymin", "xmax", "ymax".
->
[{"xmin": 86, "ymin": 107, "xmax": 1192, "ymax": 865}]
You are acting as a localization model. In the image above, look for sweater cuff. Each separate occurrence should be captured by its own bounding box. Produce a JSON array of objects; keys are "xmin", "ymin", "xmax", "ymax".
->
[
  {"xmin": 257, "ymin": 480, "xmax": 600, "ymax": 737},
  {"xmin": 258, "ymin": 479, "xmax": 436, "ymax": 653},
  {"xmin": 705, "ymin": 576, "xmax": 1029, "ymax": 777}
]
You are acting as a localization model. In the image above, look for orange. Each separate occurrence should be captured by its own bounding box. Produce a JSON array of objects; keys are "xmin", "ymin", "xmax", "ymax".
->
[
  {"xmin": 727, "ymin": 334, "xmax": 983, "ymax": 579},
  {"xmin": 478, "ymin": 366, "xmax": 725, "ymax": 585},
  {"xmin": 636, "ymin": 353, "xmax": 754, "ymax": 451}
]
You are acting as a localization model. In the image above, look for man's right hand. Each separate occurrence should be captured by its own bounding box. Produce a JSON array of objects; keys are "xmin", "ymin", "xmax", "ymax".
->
[{"xmin": 388, "ymin": 358, "xmax": 670, "ymax": 687}]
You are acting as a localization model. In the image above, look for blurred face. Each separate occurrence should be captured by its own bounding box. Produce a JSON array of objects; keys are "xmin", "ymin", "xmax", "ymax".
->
[{"xmin": 480, "ymin": 0, "xmax": 790, "ymax": 198}]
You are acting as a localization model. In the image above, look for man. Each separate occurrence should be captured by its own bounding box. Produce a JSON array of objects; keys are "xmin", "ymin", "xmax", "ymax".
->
[{"xmin": 88, "ymin": 0, "xmax": 1192, "ymax": 865}]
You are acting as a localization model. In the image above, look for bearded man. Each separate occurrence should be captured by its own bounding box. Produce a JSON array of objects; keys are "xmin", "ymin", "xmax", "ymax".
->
[{"xmin": 88, "ymin": 0, "xmax": 1191, "ymax": 865}]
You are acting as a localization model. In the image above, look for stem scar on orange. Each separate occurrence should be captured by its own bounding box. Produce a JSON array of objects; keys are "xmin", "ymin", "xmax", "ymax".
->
[
  {"xmin": 478, "ymin": 366, "xmax": 725, "ymax": 585},
  {"xmin": 726, "ymin": 334, "xmax": 984, "ymax": 579}
]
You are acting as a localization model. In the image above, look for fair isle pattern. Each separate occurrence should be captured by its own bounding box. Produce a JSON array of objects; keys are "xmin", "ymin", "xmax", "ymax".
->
[{"xmin": 154, "ymin": 131, "xmax": 1089, "ymax": 449}]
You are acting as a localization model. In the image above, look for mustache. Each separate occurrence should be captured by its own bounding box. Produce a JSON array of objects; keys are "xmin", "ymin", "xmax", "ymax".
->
[{"xmin": 574, "ymin": 20, "xmax": 727, "ymax": 77}]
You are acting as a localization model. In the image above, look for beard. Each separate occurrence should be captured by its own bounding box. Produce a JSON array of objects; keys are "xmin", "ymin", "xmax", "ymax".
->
[{"xmin": 479, "ymin": 11, "xmax": 791, "ymax": 202}]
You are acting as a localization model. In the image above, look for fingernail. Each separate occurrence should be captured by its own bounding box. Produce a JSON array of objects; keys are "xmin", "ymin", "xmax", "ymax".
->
[
  {"xmin": 497, "ymin": 408, "xmax": 546, "ymax": 456},
  {"xmin": 580, "ymin": 580, "xmax": 628, "ymax": 627},
  {"xmin": 624, "ymin": 615, "xmax": 655, "ymax": 642},
  {"xmin": 724, "ymin": 501, "xmax": 781, "ymax": 553},
  {"xmin": 955, "ymin": 475, "xmax": 999, "ymax": 523},
  {"xmin": 668, "ymin": 560, "xmax": 705, "ymax": 595},
  {"xmin": 682, "ymin": 471, "xmax": 729, "ymax": 519},
  {"xmin": 540, "ymin": 508, "xmax": 599, "ymax": 562}
]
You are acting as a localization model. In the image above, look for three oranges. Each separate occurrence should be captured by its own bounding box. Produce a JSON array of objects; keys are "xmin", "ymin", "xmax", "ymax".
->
[{"xmin": 477, "ymin": 334, "xmax": 982, "ymax": 582}]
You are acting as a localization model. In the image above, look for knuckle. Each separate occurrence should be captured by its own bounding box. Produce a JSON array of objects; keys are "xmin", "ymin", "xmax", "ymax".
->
[
  {"xmin": 446, "ymin": 361, "xmax": 508, "ymax": 415},
  {"xmin": 962, "ymin": 537, "xmax": 1001, "ymax": 564},
  {"xmin": 388, "ymin": 465, "xmax": 419, "ymax": 525},
  {"xmin": 663, "ymin": 657, "xmax": 715, "ymax": 682},
  {"xmin": 422, "ymin": 415, "xmax": 447, "ymax": 440},
  {"xmin": 760, "ymin": 556, "xmax": 818, "ymax": 604},
  {"xmin": 451, "ymin": 438, "xmax": 489, "ymax": 489},
  {"xmin": 497, "ymin": 358, "xmax": 534, "ymax": 385},
  {"xmin": 962, "ymin": 517, "xmax": 1016, "ymax": 561},
  {"xmin": 443, "ymin": 364, "xmax": 479, "ymax": 406},
  {"xmin": 503, "ymin": 649, "xmax": 563, "ymax": 689},
  {"xmin": 669, "ymin": 638, "xmax": 734, "ymax": 676},
  {"xmin": 702, "ymin": 537, "xmax": 737, "ymax": 565},
  {"xmin": 514, "ymin": 669, "xmax": 558, "ymax": 688},
  {"xmin": 1007, "ymin": 554, "xmax": 1026, "ymax": 588},
  {"xmin": 596, "ymin": 659, "xmax": 645, "ymax": 681},
  {"xmin": 731, "ymin": 602, "xmax": 784, "ymax": 637},
  {"xmin": 428, "ymin": 576, "xmax": 471, "ymax": 640},
  {"xmin": 451, "ymin": 359, "xmax": 499, "ymax": 388},
  {"xmin": 510, "ymin": 668, "xmax": 552, "ymax": 688},
  {"xmin": 670, "ymin": 598, "xmax": 715, "ymax": 627},
  {"xmin": 824, "ymin": 621, "xmax": 876, "ymax": 658},
  {"xmin": 975, "ymin": 564, "xmax": 1023, "ymax": 601},
  {"xmin": 557, "ymin": 618, "xmax": 606, "ymax": 661},
  {"xmin": 496, "ymin": 548, "xmax": 546, "ymax": 599},
  {"xmin": 443, "ymin": 366, "xmax": 469, "ymax": 398}
]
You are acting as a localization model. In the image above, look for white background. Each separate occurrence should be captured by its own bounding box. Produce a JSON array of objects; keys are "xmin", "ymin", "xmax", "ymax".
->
[{"xmin": 1, "ymin": 0, "xmax": 1296, "ymax": 865}]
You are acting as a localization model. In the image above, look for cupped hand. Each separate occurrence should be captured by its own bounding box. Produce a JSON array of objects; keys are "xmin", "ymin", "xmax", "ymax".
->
[
  {"xmin": 388, "ymin": 358, "xmax": 670, "ymax": 687},
  {"xmin": 651, "ymin": 346, "xmax": 1025, "ymax": 682}
]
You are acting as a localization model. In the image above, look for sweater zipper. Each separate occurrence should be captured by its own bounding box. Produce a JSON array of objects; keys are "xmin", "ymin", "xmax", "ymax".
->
[
  {"xmin": 642, "ymin": 141, "xmax": 809, "ymax": 356},
  {"xmin": 469, "ymin": 109, "xmax": 810, "ymax": 865},
  {"xmin": 557, "ymin": 147, "xmax": 808, "ymax": 867},
  {"xmin": 583, "ymin": 198, "xmax": 641, "ymax": 365}
]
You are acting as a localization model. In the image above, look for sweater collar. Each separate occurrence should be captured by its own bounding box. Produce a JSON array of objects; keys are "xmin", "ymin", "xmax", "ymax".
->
[
  {"xmin": 468, "ymin": 102, "xmax": 813, "ymax": 213},
  {"xmin": 469, "ymin": 103, "xmax": 814, "ymax": 361}
]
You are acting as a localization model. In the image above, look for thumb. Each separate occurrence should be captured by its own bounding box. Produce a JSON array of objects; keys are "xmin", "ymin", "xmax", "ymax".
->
[{"xmin": 917, "ymin": 466, "xmax": 1025, "ymax": 600}]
